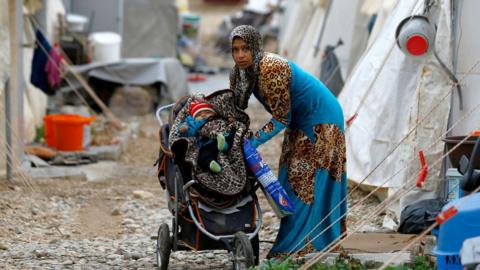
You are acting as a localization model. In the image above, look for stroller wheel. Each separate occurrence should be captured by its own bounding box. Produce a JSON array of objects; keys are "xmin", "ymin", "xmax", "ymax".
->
[
  {"xmin": 156, "ymin": 223, "xmax": 172, "ymax": 270},
  {"xmin": 232, "ymin": 231, "xmax": 255, "ymax": 270}
]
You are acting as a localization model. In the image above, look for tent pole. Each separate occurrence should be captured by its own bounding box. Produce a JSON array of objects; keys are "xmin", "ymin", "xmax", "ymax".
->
[
  {"xmin": 313, "ymin": 0, "xmax": 333, "ymax": 57},
  {"xmin": 4, "ymin": 78, "xmax": 13, "ymax": 182},
  {"xmin": 8, "ymin": 0, "xmax": 25, "ymax": 178}
]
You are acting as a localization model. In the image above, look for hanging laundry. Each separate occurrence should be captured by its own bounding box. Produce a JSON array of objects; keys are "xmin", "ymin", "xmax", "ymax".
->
[
  {"xmin": 45, "ymin": 44, "xmax": 63, "ymax": 88},
  {"xmin": 31, "ymin": 30, "xmax": 60, "ymax": 95},
  {"xmin": 320, "ymin": 45, "xmax": 344, "ymax": 97}
]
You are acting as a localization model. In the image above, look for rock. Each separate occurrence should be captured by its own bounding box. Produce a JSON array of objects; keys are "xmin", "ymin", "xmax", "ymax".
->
[
  {"xmin": 175, "ymin": 253, "xmax": 187, "ymax": 261},
  {"xmin": 31, "ymin": 207, "xmax": 39, "ymax": 216},
  {"xmin": 122, "ymin": 218, "xmax": 135, "ymax": 225},
  {"xmin": 49, "ymin": 239, "xmax": 59, "ymax": 244},
  {"xmin": 33, "ymin": 250, "xmax": 49, "ymax": 258},
  {"xmin": 111, "ymin": 209, "xmax": 121, "ymax": 216},
  {"xmin": 132, "ymin": 190, "xmax": 154, "ymax": 199},
  {"xmin": 62, "ymin": 260, "xmax": 74, "ymax": 265},
  {"xmin": 0, "ymin": 243, "xmax": 8, "ymax": 250},
  {"xmin": 15, "ymin": 228, "xmax": 22, "ymax": 234},
  {"xmin": 205, "ymin": 252, "xmax": 215, "ymax": 259},
  {"xmin": 125, "ymin": 252, "xmax": 142, "ymax": 260},
  {"xmin": 109, "ymin": 86, "xmax": 153, "ymax": 117}
]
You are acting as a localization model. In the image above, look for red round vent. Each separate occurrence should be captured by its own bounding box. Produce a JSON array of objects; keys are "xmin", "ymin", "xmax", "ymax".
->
[{"xmin": 406, "ymin": 34, "xmax": 429, "ymax": 56}]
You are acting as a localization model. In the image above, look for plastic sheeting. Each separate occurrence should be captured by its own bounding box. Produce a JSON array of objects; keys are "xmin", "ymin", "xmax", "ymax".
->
[
  {"xmin": 338, "ymin": 0, "xmax": 453, "ymax": 217},
  {"xmin": 449, "ymin": 0, "xmax": 480, "ymax": 136},
  {"xmin": 69, "ymin": 58, "xmax": 189, "ymax": 101},
  {"xmin": 122, "ymin": 0, "xmax": 178, "ymax": 58}
]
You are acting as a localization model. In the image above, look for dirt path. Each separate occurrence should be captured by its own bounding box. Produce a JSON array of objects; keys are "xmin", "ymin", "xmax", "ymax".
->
[{"xmin": 0, "ymin": 103, "xmax": 382, "ymax": 269}]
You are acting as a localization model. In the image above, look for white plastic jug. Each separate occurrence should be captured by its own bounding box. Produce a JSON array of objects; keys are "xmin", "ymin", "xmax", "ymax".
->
[{"xmin": 89, "ymin": 32, "xmax": 122, "ymax": 62}]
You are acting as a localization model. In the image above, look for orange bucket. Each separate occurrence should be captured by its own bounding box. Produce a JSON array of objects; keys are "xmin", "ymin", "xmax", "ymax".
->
[
  {"xmin": 44, "ymin": 114, "xmax": 95, "ymax": 151},
  {"xmin": 43, "ymin": 115, "xmax": 58, "ymax": 148}
]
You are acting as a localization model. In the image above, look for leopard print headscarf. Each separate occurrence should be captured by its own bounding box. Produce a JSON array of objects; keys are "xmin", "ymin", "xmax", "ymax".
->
[{"xmin": 229, "ymin": 25, "xmax": 264, "ymax": 110}]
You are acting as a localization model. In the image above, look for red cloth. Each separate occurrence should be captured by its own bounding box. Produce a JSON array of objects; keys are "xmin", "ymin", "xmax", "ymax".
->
[{"xmin": 44, "ymin": 45, "xmax": 63, "ymax": 88}]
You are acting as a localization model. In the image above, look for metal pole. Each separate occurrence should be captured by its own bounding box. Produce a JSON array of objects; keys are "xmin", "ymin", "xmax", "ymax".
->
[
  {"xmin": 5, "ymin": 78, "xmax": 12, "ymax": 181},
  {"xmin": 313, "ymin": 0, "xmax": 333, "ymax": 57}
]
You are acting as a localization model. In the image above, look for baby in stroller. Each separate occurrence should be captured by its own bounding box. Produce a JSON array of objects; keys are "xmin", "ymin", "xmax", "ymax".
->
[
  {"xmin": 178, "ymin": 99, "xmax": 235, "ymax": 173},
  {"xmin": 155, "ymin": 90, "xmax": 262, "ymax": 270}
]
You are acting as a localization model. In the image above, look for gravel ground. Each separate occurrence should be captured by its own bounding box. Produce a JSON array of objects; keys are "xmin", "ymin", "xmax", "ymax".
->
[{"xmin": 0, "ymin": 102, "xmax": 382, "ymax": 270}]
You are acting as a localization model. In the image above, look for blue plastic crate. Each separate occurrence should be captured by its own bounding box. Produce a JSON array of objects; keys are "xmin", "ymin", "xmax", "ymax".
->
[
  {"xmin": 436, "ymin": 254, "xmax": 462, "ymax": 270},
  {"xmin": 434, "ymin": 193, "xmax": 480, "ymax": 255}
]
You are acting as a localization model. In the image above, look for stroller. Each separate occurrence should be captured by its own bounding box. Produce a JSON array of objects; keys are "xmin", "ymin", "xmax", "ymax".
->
[{"xmin": 154, "ymin": 90, "xmax": 263, "ymax": 270}]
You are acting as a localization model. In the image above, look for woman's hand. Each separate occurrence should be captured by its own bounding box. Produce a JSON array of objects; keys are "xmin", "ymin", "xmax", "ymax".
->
[{"xmin": 179, "ymin": 124, "xmax": 188, "ymax": 134}]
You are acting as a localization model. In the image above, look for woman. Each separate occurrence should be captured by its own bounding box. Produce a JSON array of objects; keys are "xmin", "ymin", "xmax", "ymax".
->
[{"xmin": 229, "ymin": 25, "xmax": 347, "ymax": 258}]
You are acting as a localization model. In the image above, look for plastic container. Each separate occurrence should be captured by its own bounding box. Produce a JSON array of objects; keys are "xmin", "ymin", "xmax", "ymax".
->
[
  {"xmin": 243, "ymin": 139, "xmax": 295, "ymax": 218},
  {"xmin": 434, "ymin": 193, "xmax": 480, "ymax": 269},
  {"xmin": 43, "ymin": 114, "xmax": 95, "ymax": 151},
  {"xmin": 66, "ymin": 14, "xmax": 89, "ymax": 32},
  {"xmin": 43, "ymin": 115, "xmax": 57, "ymax": 148},
  {"xmin": 436, "ymin": 254, "xmax": 462, "ymax": 270},
  {"xmin": 89, "ymin": 32, "xmax": 122, "ymax": 62},
  {"xmin": 443, "ymin": 168, "xmax": 465, "ymax": 202},
  {"xmin": 54, "ymin": 115, "xmax": 95, "ymax": 151},
  {"xmin": 460, "ymin": 236, "xmax": 480, "ymax": 268},
  {"xmin": 180, "ymin": 14, "xmax": 200, "ymax": 40}
]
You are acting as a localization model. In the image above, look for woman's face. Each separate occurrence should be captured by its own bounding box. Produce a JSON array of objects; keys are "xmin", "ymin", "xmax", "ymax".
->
[{"xmin": 232, "ymin": 38, "xmax": 253, "ymax": 69}]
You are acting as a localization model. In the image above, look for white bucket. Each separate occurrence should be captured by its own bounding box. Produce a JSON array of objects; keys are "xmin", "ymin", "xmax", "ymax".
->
[
  {"xmin": 89, "ymin": 32, "xmax": 122, "ymax": 62},
  {"xmin": 66, "ymin": 14, "xmax": 88, "ymax": 32}
]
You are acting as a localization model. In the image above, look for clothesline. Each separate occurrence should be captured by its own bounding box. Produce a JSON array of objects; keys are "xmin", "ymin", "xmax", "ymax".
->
[
  {"xmin": 291, "ymin": 57, "xmax": 480, "ymax": 260},
  {"xmin": 289, "ymin": 0, "xmax": 479, "ymax": 257},
  {"xmin": 300, "ymin": 132, "xmax": 477, "ymax": 269}
]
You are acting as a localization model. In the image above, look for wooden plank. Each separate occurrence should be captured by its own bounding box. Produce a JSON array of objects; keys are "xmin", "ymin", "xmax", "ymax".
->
[{"xmin": 340, "ymin": 233, "xmax": 420, "ymax": 253}]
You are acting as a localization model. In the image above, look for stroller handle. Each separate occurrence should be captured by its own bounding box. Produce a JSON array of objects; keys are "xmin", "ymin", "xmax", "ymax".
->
[{"xmin": 156, "ymin": 103, "xmax": 175, "ymax": 127}]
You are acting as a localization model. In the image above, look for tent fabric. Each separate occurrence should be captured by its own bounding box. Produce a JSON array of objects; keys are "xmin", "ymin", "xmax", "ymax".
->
[
  {"xmin": 278, "ymin": 0, "xmax": 316, "ymax": 60},
  {"xmin": 395, "ymin": 0, "xmax": 453, "ymax": 216},
  {"xmin": 279, "ymin": 0, "xmax": 366, "ymax": 79},
  {"xmin": 122, "ymin": 0, "xmax": 178, "ymax": 58},
  {"xmin": 339, "ymin": 0, "xmax": 451, "ymax": 187},
  {"xmin": 366, "ymin": 0, "xmax": 399, "ymax": 48},
  {"xmin": 339, "ymin": 0, "xmax": 453, "ymax": 217},
  {"xmin": 45, "ymin": 0, "xmax": 65, "ymax": 42},
  {"xmin": 69, "ymin": 58, "xmax": 189, "ymax": 101},
  {"xmin": 449, "ymin": 0, "xmax": 480, "ymax": 136}
]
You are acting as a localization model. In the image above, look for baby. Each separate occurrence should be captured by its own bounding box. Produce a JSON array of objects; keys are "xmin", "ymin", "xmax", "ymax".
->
[{"xmin": 178, "ymin": 100, "xmax": 234, "ymax": 173}]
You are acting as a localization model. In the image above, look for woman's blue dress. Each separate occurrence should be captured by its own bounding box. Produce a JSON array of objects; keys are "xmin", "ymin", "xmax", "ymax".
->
[{"xmin": 251, "ymin": 53, "xmax": 347, "ymax": 257}]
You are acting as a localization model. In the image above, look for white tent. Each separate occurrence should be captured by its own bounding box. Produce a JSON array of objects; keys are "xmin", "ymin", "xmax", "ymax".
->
[
  {"xmin": 278, "ymin": 0, "xmax": 369, "ymax": 78},
  {"xmin": 337, "ymin": 0, "xmax": 476, "ymax": 217}
]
